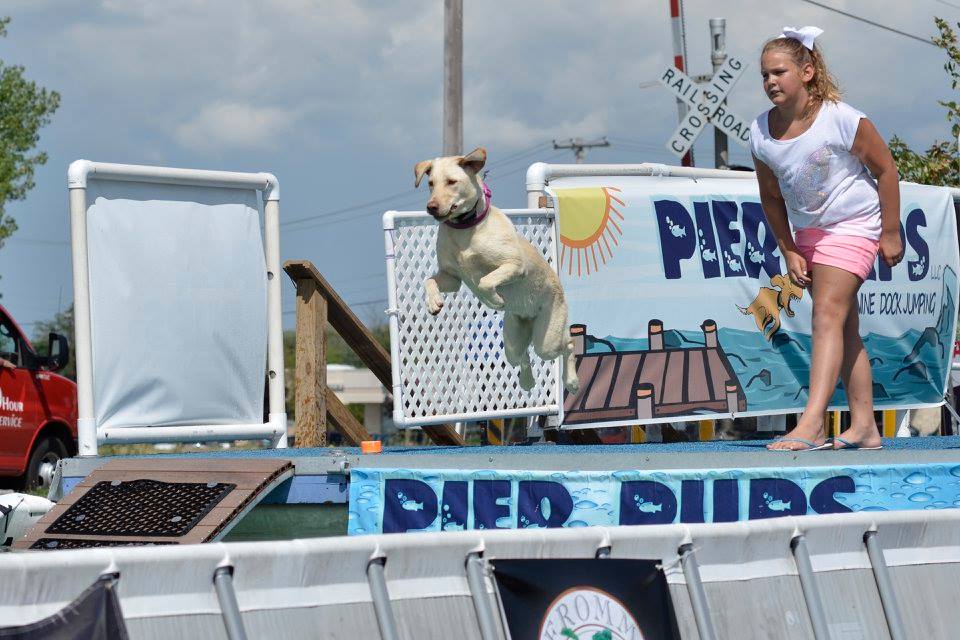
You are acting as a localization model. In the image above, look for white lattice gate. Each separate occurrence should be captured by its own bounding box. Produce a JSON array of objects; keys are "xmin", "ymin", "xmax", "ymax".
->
[{"xmin": 383, "ymin": 209, "xmax": 561, "ymax": 427}]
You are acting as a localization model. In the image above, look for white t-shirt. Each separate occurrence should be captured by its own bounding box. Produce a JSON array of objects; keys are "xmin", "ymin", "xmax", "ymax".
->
[{"xmin": 750, "ymin": 101, "xmax": 881, "ymax": 240}]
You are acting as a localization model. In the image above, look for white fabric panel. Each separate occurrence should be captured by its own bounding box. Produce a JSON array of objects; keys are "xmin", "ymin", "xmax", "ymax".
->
[
  {"xmin": 814, "ymin": 570, "xmax": 889, "ymax": 640},
  {"xmin": 704, "ymin": 577, "xmax": 812, "ymax": 639},
  {"xmin": 380, "ymin": 534, "xmax": 475, "ymax": 599},
  {"xmin": 229, "ymin": 538, "xmax": 376, "ymax": 609},
  {"xmin": 605, "ymin": 524, "xmax": 686, "ymax": 561},
  {"xmin": 125, "ymin": 614, "xmax": 228, "ymax": 640},
  {"xmin": 109, "ymin": 543, "xmax": 226, "ymax": 619},
  {"xmin": 482, "ymin": 525, "xmax": 608, "ymax": 559},
  {"xmin": 887, "ymin": 564, "xmax": 960, "ymax": 639},
  {"xmin": 685, "ymin": 520, "xmax": 798, "ymax": 582},
  {"xmin": 85, "ymin": 179, "xmax": 266, "ymax": 429},
  {"xmin": 394, "ymin": 597, "xmax": 484, "ymax": 640},
  {"xmin": 0, "ymin": 548, "xmax": 113, "ymax": 623},
  {"xmin": 242, "ymin": 603, "xmax": 382, "ymax": 640}
]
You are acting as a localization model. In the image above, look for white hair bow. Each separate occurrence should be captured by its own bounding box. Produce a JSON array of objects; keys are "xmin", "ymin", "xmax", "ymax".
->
[{"xmin": 780, "ymin": 25, "xmax": 823, "ymax": 50}]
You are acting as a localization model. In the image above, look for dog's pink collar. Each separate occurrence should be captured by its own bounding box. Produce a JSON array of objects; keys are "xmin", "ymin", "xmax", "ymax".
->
[{"xmin": 444, "ymin": 182, "xmax": 491, "ymax": 229}]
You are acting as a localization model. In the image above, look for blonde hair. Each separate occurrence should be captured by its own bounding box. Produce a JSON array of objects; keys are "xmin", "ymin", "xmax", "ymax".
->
[{"xmin": 762, "ymin": 36, "xmax": 841, "ymax": 117}]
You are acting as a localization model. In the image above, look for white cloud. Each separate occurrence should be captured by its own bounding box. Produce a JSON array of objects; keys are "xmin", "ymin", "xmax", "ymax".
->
[{"xmin": 173, "ymin": 102, "xmax": 298, "ymax": 151}]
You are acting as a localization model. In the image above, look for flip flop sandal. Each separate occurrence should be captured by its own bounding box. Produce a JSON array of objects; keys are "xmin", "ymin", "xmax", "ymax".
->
[
  {"xmin": 833, "ymin": 436, "xmax": 883, "ymax": 450},
  {"xmin": 767, "ymin": 437, "xmax": 832, "ymax": 451}
]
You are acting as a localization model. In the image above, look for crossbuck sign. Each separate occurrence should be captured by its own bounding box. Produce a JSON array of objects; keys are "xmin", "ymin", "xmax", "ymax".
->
[{"xmin": 660, "ymin": 56, "xmax": 752, "ymax": 157}]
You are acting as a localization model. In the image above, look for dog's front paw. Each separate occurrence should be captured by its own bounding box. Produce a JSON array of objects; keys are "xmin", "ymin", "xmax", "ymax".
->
[
  {"xmin": 426, "ymin": 292, "xmax": 444, "ymax": 315},
  {"xmin": 563, "ymin": 376, "xmax": 581, "ymax": 394}
]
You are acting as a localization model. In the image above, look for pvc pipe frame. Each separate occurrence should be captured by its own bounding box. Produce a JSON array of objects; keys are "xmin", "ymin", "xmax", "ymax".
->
[
  {"xmin": 367, "ymin": 558, "xmax": 400, "ymax": 640},
  {"xmin": 466, "ymin": 553, "xmax": 501, "ymax": 640},
  {"xmin": 864, "ymin": 531, "xmax": 907, "ymax": 640},
  {"xmin": 679, "ymin": 543, "xmax": 717, "ymax": 640},
  {"xmin": 68, "ymin": 160, "xmax": 287, "ymax": 456},
  {"xmin": 524, "ymin": 162, "xmax": 755, "ymax": 208},
  {"xmin": 213, "ymin": 566, "xmax": 249, "ymax": 640},
  {"xmin": 790, "ymin": 535, "xmax": 830, "ymax": 640}
]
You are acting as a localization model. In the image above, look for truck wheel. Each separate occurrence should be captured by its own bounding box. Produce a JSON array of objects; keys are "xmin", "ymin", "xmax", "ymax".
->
[{"xmin": 22, "ymin": 437, "xmax": 69, "ymax": 492}]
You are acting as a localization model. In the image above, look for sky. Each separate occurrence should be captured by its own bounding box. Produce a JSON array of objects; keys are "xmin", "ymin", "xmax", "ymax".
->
[{"xmin": 0, "ymin": 0, "xmax": 957, "ymax": 336}]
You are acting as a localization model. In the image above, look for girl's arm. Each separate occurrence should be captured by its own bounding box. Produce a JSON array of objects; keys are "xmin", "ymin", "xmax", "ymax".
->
[
  {"xmin": 851, "ymin": 119, "xmax": 904, "ymax": 267},
  {"xmin": 753, "ymin": 155, "xmax": 811, "ymax": 286}
]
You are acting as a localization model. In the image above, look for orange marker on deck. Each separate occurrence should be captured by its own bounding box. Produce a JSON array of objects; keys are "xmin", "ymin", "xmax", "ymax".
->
[{"xmin": 361, "ymin": 440, "xmax": 382, "ymax": 454}]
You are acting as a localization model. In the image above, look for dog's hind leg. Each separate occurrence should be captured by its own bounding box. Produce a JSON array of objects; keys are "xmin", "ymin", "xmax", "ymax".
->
[
  {"xmin": 503, "ymin": 313, "xmax": 535, "ymax": 390},
  {"xmin": 531, "ymin": 295, "xmax": 580, "ymax": 393}
]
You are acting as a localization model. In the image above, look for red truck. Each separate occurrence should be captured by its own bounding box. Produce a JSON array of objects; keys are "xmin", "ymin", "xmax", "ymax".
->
[{"xmin": 0, "ymin": 304, "xmax": 76, "ymax": 490}]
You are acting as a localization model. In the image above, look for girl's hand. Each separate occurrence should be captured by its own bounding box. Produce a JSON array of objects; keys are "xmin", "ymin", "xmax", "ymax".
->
[
  {"xmin": 784, "ymin": 249, "xmax": 811, "ymax": 287},
  {"xmin": 879, "ymin": 229, "xmax": 904, "ymax": 267}
]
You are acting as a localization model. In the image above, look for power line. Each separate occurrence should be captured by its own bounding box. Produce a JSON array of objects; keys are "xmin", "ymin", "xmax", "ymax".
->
[
  {"xmin": 279, "ymin": 141, "xmax": 552, "ymax": 229},
  {"xmin": 932, "ymin": 0, "xmax": 960, "ymax": 10},
  {"xmin": 799, "ymin": 0, "xmax": 939, "ymax": 47}
]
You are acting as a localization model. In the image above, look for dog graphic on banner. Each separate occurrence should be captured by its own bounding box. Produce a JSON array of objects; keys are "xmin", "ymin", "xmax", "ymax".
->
[{"xmin": 737, "ymin": 274, "xmax": 804, "ymax": 339}]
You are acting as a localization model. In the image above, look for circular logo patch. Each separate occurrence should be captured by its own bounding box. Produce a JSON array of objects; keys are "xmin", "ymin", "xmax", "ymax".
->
[{"xmin": 538, "ymin": 587, "xmax": 643, "ymax": 640}]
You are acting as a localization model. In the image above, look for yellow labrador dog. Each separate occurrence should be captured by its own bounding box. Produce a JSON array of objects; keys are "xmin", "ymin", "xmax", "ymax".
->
[{"xmin": 415, "ymin": 147, "xmax": 579, "ymax": 393}]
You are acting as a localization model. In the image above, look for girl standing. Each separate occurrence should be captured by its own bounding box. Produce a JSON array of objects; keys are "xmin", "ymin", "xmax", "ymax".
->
[{"xmin": 750, "ymin": 26, "xmax": 904, "ymax": 451}]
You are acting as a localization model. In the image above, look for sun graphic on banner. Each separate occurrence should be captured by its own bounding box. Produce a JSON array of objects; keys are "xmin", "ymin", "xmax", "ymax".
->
[{"xmin": 554, "ymin": 186, "xmax": 625, "ymax": 277}]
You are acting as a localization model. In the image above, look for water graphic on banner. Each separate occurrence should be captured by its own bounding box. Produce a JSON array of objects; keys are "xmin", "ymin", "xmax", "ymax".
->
[{"xmin": 548, "ymin": 178, "xmax": 959, "ymax": 428}]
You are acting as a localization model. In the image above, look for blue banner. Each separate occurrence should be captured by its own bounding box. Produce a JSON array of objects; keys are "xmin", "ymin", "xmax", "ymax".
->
[
  {"xmin": 549, "ymin": 178, "xmax": 959, "ymax": 428},
  {"xmin": 348, "ymin": 464, "xmax": 960, "ymax": 535}
]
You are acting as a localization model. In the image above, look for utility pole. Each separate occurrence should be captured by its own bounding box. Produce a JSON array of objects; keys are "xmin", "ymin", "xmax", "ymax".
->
[
  {"xmin": 443, "ymin": 0, "xmax": 463, "ymax": 156},
  {"xmin": 710, "ymin": 18, "xmax": 729, "ymax": 169},
  {"xmin": 552, "ymin": 137, "xmax": 610, "ymax": 163},
  {"xmin": 669, "ymin": 0, "xmax": 693, "ymax": 166}
]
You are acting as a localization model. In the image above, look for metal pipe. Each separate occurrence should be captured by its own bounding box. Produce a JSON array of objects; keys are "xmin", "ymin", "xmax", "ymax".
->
[
  {"xmin": 710, "ymin": 18, "xmax": 729, "ymax": 169},
  {"xmin": 367, "ymin": 557, "xmax": 400, "ymax": 640},
  {"xmin": 466, "ymin": 553, "xmax": 500, "ymax": 640},
  {"xmin": 790, "ymin": 535, "xmax": 830, "ymax": 640},
  {"xmin": 213, "ymin": 567, "xmax": 249, "ymax": 640},
  {"xmin": 443, "ymin": 0, "xmax": 463, "ymax": 155},
  {"xmin": 864, "ymin": 531, "xmax": 907, "ymax": 640},
  {"xmin": 678, "ymin": 543, "xmax": 717, "ymax": 640}
]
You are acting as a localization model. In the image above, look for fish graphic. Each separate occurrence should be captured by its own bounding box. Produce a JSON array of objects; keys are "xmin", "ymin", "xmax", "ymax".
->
[
  {"xmin": 767, "ymin": 500, "xmax": 792, "ymax": 512},
  {"xmin": 401, "ymin": 500, "xmax": 424, "ymax": 511},
  {"xmin": 634, "ymin": 497, "xmax": 663, "ymax": 513}
]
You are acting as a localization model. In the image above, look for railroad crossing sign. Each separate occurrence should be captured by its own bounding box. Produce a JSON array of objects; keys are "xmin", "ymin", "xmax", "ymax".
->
[{"xmin": 659, "ymin": 56, "xmax": 752, "ymax": 158}]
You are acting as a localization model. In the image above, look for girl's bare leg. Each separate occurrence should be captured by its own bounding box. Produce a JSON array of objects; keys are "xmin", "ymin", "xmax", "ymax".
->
[
  {"xmin": 768, "ymin": 263, "xmax": 862, "ymax": 451},
  {"xmin": 835, "ymin": 302, "xmax": 883, "ymax": 448}
]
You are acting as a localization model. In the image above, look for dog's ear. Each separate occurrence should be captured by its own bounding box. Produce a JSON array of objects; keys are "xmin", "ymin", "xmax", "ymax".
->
[
  {"xmin": 414, "ymin": 160, "xmax": 433, "ymax": 188},
  {"xmin": 458, "ymin": 147, "xmax": 487, "ymax": 174}
]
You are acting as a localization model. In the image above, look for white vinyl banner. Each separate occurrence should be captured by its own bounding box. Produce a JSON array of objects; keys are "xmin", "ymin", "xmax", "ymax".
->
[
  {"xmin": 547, "ymin": 176, "xmax": 959, "ymax": 429},
  {"xmin": 85, "ymin": 179, "xmax": 267, "ymax": 430}
]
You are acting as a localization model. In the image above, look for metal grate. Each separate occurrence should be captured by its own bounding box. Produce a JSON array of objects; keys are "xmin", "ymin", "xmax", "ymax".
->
[
  {"xmin": 385, "ymin": 210, "xmax": 560, "ymax": 426},
  {"xmin": 31, "ymin": 538, "xmax": 177, "ymax": 550},
  {"xmin": 47, "ymin": 479, "xmax": 235, "ymax": 537}
]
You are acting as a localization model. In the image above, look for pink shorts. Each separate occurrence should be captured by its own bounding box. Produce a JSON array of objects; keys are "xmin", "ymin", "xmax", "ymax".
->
[{"xmin": 794, "ymin": 229, "xmax": 879, "ymax": 280}]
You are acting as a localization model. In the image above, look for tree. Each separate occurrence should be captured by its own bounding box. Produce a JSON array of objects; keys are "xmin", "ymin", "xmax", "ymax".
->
[
  {"xmin": 32, "ymin": 304, "xmax": 75, "ymax": 380},
  {"xmin": 888, "ymin": 18, "xmax": 960, "ymax": 186},
  {"xmin": 0, "ymin": 17, "xmax": 60, "ymax": 260}
]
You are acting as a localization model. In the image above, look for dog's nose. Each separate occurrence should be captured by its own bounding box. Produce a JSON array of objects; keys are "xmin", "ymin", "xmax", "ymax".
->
[{"xmin": 426, "ymin": 200, "xmax": 439, "ymax": 217}]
